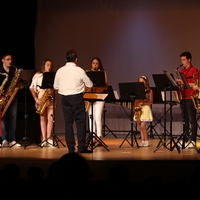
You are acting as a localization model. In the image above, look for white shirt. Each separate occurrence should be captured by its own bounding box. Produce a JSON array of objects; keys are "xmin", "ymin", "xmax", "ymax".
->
[
  {"xmin": 53, "ymin": 62, "xmax": 93, "ymax": 95},
  {"xmin": 29, "ymin": 72, "xmax": 46, "ymax": 99},
  {"xmin": 29, "ymin": 73, "xmax": 43, "ymax": 92}
]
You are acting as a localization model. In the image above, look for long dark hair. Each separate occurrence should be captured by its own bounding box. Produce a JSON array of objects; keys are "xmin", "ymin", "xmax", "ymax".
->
[{"xmin": 90, "ymin": 57, "xmax": 104, "ymax": 71}]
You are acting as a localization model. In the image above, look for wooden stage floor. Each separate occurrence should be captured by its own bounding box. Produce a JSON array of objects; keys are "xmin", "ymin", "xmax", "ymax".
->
[{"xmin": 1, "ymin": 134, "xmax": 200, "ymax": 182}]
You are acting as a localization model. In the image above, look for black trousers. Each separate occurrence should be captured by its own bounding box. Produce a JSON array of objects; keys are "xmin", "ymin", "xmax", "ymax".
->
[
  {"xmin": 180, "ymin": 99, "xmax": 197, "ymax": 143},
  {"xmin": 62, "ymin": 94, "xmax": 87, "ymax": 152}
]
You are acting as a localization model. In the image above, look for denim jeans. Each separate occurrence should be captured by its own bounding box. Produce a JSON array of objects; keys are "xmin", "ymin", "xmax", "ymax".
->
[
  {"xmin": 2, "ymin": 97, "xmax": 18, "ymax": 142},
  {"xmin": 180, "ymin": 99, "xmax": 197, "ymax": 143}
]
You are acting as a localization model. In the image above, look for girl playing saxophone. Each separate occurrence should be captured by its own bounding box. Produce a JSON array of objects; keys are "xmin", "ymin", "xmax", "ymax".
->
[
  {"xmin": 133, "ymin": 75, "xmax": 153, "ymax": 147},
  {"xmin": 29, "ymin": 59, "xmax": 54, "ymax": 147}
]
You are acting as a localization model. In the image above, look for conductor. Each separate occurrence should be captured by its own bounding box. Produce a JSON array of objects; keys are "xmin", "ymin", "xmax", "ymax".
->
[{"xmin": 54, "ymin": 49, "xmax": 93, "ymax": 153}]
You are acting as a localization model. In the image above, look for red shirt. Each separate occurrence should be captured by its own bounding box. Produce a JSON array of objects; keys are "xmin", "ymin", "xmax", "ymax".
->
[{"xmin": 180, "ymin": 65, "xmax": 199, "ymax": 99}]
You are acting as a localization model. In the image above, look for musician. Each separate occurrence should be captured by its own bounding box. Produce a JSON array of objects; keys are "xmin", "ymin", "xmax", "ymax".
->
[
  {"xmin": 0, "ymin": 54, "xmax": 21, "ymax": 147},
  {"xmin": 133, "ymin": 75, "xmax": 153, "ymax": 147},
  {"xmin": 176, "ymin": 51, "xmax": 198, "ymax": 148},
  {"xmin": 86, "ymin": 57, "xmax": 108, "ymax": 146},
  {"xmin": 29, "ymin": 59, "xmax": 54, "ymax": 147},
  {"xmin": 53, "ymin": 49, "xmax": 93, "ymax": 153}
]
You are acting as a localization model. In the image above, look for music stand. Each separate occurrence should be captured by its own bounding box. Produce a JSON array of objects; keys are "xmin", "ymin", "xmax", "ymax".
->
[
  {"xmin": 147, "ymin": 87, "xmax": 164, "ymax": 139},
  {"xmin": 10, "ymin": 70, "xmax": 41, "ymax": 149},
  {"xmin": 39, "ymin": 72, "xmax": 65, "ymax": 148},
  {"xmin": 84, "ymin": 92, "xmax": 109, "ymax": 151},
  {"xmin": 103, "ymin": 85, "xmax": 117, "ymax": 138},
  {"xmin": 118, "ymin": 82, "xmax": 146, "ymax": 148},
  {"xmin": 176, "ymin": 72, "xmax": 198, "ymax": 150},
  {"xmin": 153, "ymin": 72, "xmax": 180, "ymax": 153},
  {"xmin": 86, "ymin": 71, "xmax": 106, "ymax": 87}
]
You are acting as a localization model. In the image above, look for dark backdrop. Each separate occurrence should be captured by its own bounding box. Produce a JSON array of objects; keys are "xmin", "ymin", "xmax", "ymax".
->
[{"xmin": 0, "ymin": 0, "xmax": 37, "ymax": 69}]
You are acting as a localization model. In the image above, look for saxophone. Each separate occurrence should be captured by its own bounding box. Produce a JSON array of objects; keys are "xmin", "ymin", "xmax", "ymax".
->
[
  {"xmin": 0, "ymin": 73, "xmax": 9, "ymax": 107},
  {"xmin": 134, "ymin": 100, "xmax": 142, "ymax": 123},
  {"xmin": 174, "ymin": 65, "xmax": 183, "ymax": 102},
  {"xmin": 1, "ymin": 68, "xmax": 24, "ymax": 117},
  {"xmin": 191, "ymin": 70, "xmax": 200, "ymax": 110},
  {"xmin": 36, "ymin": 88, "xmax": 54, "ymax": 115}
]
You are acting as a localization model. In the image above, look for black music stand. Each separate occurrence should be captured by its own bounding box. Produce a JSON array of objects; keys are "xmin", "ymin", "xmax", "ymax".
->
[
  {"xmin": 103, "ymin": 85, "xmax": 117, "ymax": 138},
  {"xmin": 86, "ymin": 71, "xmax": 106, "ymax": 87},
  {"xmin": 39, "ymin": 72, "xmax": 65, "ymax": 148},
  {"xmin": 175, "ymin": 72, "xmax": 198, "ymax": 151},
  {"xmin": 10, "ymin": 70, "xmax": 41, "ymax": 149},
  {"xmin": 153, "ymin": 72, "xmax": 180, "ymax": 153},
  {"xmin": 84, "ymin": 93, "xmax": 109, "ymax": 151},
  {"xmin": 147, "ymin": 87, "xmax": 164, "ymax": 139},
  {"xmin": 118, "ymin": 82, "xmax": 146, "ymax": 148}
]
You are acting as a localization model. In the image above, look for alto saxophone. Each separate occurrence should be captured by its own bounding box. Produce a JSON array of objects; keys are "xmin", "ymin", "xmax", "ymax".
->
[
  {"xmin": 174, "ymin": 65, "xmax": 183, "ymax": 102},
  {"xmin": 36, "ymin": 88, "xmax": 54, "ymax": 115},
  {"xmin": 0, "ymin": 73, "xmax": 8, "ymax": 108},
  {"xmin": 191, "ymin": 70, "xmax": 200, "ymax": 110},
  {"xmin": 134, "ymin": 100, "xmax": 142, "ymax": 123}
]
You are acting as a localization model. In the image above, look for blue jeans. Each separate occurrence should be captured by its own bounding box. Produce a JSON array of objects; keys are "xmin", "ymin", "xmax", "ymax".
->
[
  {"xmin": 2, "ymin": 97, "xmax": 18, "ymax": 142},
  {"xmin": 180, "ymin": 99, "xmax": 197, "ymax": 143}
]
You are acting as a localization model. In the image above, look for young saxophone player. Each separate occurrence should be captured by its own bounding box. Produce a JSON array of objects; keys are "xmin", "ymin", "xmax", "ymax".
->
[
  {"xmin": 0, "ymin": 54, "xmax": 21, "ymax": 147},
  {"xmin": 133, "ymin": 75, "xmax": 153, "ymax": 147},
  {"xmin": 29, "ymin": 59, "xmax": 54, "ymax": 147},
  {"xmin": 176, "ymin": 51, "xmax": 199, "ymax": 149}
]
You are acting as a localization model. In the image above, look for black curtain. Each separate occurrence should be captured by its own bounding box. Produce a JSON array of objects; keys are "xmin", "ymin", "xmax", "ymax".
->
[{"xmin": 0, "ymin": 0, "xmax": 37, "ymax": 69}]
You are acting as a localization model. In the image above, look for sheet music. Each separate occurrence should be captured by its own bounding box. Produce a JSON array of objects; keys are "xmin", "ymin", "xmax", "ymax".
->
[{"xmin": 163, "ymin": 70, "xmax": 178, "ymax": 87}]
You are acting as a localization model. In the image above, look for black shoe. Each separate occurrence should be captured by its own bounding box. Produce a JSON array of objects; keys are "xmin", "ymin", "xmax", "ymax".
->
[{"xmin": 78, "ymin": 149, "xmax": 93, "ymax": 153}]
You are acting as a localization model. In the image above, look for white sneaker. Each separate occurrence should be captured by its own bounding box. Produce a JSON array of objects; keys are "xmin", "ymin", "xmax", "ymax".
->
[
  {"xmin": 139, "ymin": 141, "xmax": 145, "ymax": 147},
  {"xmin": 2, "ymin": 140, "xmax": 9, "ymax": 147},
  {"xmin": 188, "ymin": 141, "xmax": 196, "ymax": 148},
  {"xmin": 41, "ymin": 141, "xmax": 47, "ymax": 147},
  {"xmin": 143, "ymin": 141, "xmax": 150, "ymax": 147},
  {"xmin": 47, "ymin": 139, "xmax": 53, "ymax": 145},
  {"xmin": 9, "ymin": 141, "xmax": 21, "ymax": 147},
  {"xmin": 177, "ymin": 141, "xmax": 188, "ymax": 148}
]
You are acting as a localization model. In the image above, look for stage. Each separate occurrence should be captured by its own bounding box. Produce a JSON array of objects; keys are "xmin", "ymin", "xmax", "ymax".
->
[{"xmin": 1, "ymin": 134, "xmax": 200, "ymax": 183}]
